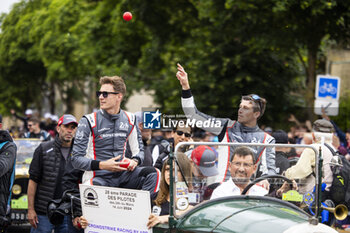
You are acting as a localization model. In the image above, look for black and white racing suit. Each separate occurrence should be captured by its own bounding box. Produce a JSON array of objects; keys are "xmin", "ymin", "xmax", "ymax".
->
[
  {"xmin": 181, "ymin": 89, "xmax": 276, "ymax": 180},
  {"xmin": 71, "ymin": 109, "xmax": 160, "ymax": 193}
]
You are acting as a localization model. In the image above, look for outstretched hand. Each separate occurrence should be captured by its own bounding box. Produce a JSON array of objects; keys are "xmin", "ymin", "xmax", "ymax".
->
[{"xmin": 176, "ymin": 63, "xmax": 190, "ymax": 90}]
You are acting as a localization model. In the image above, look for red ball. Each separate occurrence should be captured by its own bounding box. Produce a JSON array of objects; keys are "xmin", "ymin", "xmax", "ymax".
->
[
  {"xmin": 123, "ymin": 12, "xmax": 132, "ymax": 21},
  {"xmin": 120, "ymin": 158, "xmax": 130, "ymax": 168}
]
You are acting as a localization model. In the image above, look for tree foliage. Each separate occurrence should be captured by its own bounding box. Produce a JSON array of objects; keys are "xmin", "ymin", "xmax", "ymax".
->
[{"xmin": 0, "ymin": 0, "xmax": 349, "ymax": 128}]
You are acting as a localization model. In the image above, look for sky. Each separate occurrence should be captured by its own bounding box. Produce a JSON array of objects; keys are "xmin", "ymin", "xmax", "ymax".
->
[{"xmin": 0, "ymin": 0, "xmax": 21, "ymax": 14}]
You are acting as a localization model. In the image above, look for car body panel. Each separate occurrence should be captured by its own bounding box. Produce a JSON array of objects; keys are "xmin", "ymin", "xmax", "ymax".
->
[
  {"xmin": 154, "ymin": 196, "xmax": 310, "ymax": 233},
  {"xmin": 10, "ymin": 139, "xmax": 41, "ymax": 224}
]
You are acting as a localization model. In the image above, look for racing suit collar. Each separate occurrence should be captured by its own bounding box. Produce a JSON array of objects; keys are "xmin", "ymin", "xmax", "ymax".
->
[
  {"xmin": 239, "ymin": 122, "xmax": 260, "ymax": 133},
  {"xmin": 101, "ymin": 109, "xmax": 121, "ymax": 121}
]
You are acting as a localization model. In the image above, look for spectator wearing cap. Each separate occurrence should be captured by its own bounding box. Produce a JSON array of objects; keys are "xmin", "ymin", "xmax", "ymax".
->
[
  {"xmin": 191, "ymin": 145, "xmax": 218, "ymax": 179},
  {"xmin": 284, "ymin": 119, "xmax": 336, "ymax": 194},
  {"xmin": 10, "ymin": 108, "xmax": 33, "ymax": 132},
  {"xmin": 211, "ymin": 146, "xmax": 268, "ymax": 199},
  {"xmin": 28, "ymin": 114, "xmax": 78, "ymax": 232},
  {"xmin": 272, "ymin": 130, "xmax": 291, "ymax": 175},
  {"xmin": 24, "ymin": 117, "xmax": 51, "ymax": 141},
  {"xmin": 190, "ymin": 145, "xmax": 218, "ymax": 202}
]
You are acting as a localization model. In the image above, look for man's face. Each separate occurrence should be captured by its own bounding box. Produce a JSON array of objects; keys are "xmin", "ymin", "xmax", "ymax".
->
[
  {"xmin": 98, "ymin": 84, "xmax": 122, "ymax": 112},
  {"xmin": 230, "ymin": 154, "xmax": 257, "ymax": 185},
  {"xmin": 28, "ymin": 121, "xmax": 39, "ymax": 133},
  {"xmin": 237, "ymin": 100, "xmax": 259, "ymax": 126},
  {"xmin": 57, "ymin": 123, "xmax": 77, "ymax": 143},
  {"xmin": 172, "ymin": 126, "xmax": 191, "ymax": 146}
]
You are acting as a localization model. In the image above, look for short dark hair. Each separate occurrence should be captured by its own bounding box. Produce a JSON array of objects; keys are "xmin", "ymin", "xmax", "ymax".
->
[{"xmin": 231, "ymin": 146, "xmax": 255, "ymax": 164}]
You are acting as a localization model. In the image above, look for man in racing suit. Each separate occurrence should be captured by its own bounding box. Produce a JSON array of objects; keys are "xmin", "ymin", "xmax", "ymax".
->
[
  {"xmin": 175, "ymin": 63, "xmax": 276, "ymax": 182},
  {"xmin": 71, "ymin": 76, "xmax": 159, "ymax": 192}
]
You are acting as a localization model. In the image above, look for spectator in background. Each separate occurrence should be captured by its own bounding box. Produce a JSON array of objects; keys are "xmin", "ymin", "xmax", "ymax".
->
[
  {"xmin": 322, "ymin": 108, "xmax": 350, "ymax": 157},
  {"xmin": 288, "ymin": 114, "xmax": 312, "ymax": 144},
  {"xmin": 24, "ymin": 117, "xmax": 51, "ymax": 141},
  {"xmin": 263, "ymin": 126, "xmax": 273, "ymax": 135},
  {"xmin": 285, "ymin": 119, "xmax": 335, "ymax": 194},
  {"xmin": 10, "ymin": 108, "xmax": 33, "ymax": 132},
  {"xmin": 271, "ymin": 130, "xmax": 290, "ymax": 175},
  {"xmin": 149, "ymin": 129, "xmax": 165, "ymax": 152},
  {"xmin": 41, "ymin": 113, "xmax": 57, "ymax": 138},
  {"xmin": 153, "ymin": 124, "xmax": 193, "ymax": 170},
  {"xmin": 134, "ymin": 112, "xmax": 153, "ymax": 166},
  {"xmin": 190, "ymin": 145, "xmax": 218, "ymax": 202},
  {"xmin": 0, "ymin": 114, "xmax": 17, "ymax": 233},
  {"xmin": 147, "ymin": 153, "xmax": 193, "ymax": 229},
  {"xmin": 162, "ymin": 128, "xmax": 173, "ymax": 141}
]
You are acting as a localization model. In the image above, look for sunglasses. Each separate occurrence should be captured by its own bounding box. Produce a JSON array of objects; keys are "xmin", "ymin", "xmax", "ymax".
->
[
  {"xmin": 96, "ymin": 91, "xmax": 119, "ymax": 98},
  {"xmin": 176, "ymin": 130, "xmax": 191, "ymax": 138}
]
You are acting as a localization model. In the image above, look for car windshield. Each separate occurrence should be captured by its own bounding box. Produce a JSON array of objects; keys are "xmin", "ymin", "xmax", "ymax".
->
[
  {"xmin": 171, "ymin": 143, "xmax": 321, "ymax": 219},
  {"xmin": 14, "ymin": 139, "xmax": 42, "ymax": 164}
]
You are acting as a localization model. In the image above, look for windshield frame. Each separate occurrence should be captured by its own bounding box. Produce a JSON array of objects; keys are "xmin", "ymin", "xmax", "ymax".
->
[{"xmin": 170, "ymin": 142, "xmax": 321, "ymax": 226}]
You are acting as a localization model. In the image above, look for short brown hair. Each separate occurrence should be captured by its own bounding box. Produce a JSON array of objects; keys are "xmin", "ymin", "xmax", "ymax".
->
[
  {"xmin": 241, "ymin": 94, "xmax": 266, "ymax": 119},
  {"xmin": 100, "ymin": 76, "xmax": 126, "ymax": 96},
  {"xmin": 231, "ymin": 146, "xmax": 255, "ymax": 164},
  {"xmin": 28, "ymin": 117, "xmax": 40, "ymax": 125}
]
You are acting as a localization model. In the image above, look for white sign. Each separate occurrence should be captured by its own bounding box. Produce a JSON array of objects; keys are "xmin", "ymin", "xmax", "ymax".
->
[
  {"xmin": 79, "ymin": 184, "xmax": 152, "ymax": 233},
  {"xmin": 315, "ymin": 75, "xmax": 341, "ymax": 100},
  {"xmin": 314, "ymin": 99, "xmax": 339, "ymax": 116}
]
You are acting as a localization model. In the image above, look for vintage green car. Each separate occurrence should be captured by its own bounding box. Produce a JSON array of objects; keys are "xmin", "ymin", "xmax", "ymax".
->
[
  {"xmin": 10, "ymin": 139, "xmax": 41, "ymax": 225},
  {"xmin": 152, "ymin": 142, "xmax": 342, "ymax": 233}
]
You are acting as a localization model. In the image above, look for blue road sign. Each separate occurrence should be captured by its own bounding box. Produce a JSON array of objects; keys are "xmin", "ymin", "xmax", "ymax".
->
[{"xmin": 315, "ymin": 75, "xmax": 340, "ymax": 100}]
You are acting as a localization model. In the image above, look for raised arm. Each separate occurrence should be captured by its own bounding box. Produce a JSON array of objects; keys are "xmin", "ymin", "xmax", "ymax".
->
[
  {"xmin": 176, "ymin": 63, "xmax": 228, "ymax": 136},
  {"xmin": 176, "ymin": 63, "xmax": 190, "ymax": 90}
]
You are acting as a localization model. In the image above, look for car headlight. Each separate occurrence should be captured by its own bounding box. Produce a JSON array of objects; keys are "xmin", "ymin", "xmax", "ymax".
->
[{"xmin": 12, "ymin": 184, "xmax": 22, "ymax": 195}]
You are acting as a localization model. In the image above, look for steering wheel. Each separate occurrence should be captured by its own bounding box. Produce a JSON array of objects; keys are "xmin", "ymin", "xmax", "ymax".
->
[{"xmin": 241, "ymin": 174, "xmax": 293, "ymax": 195}]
